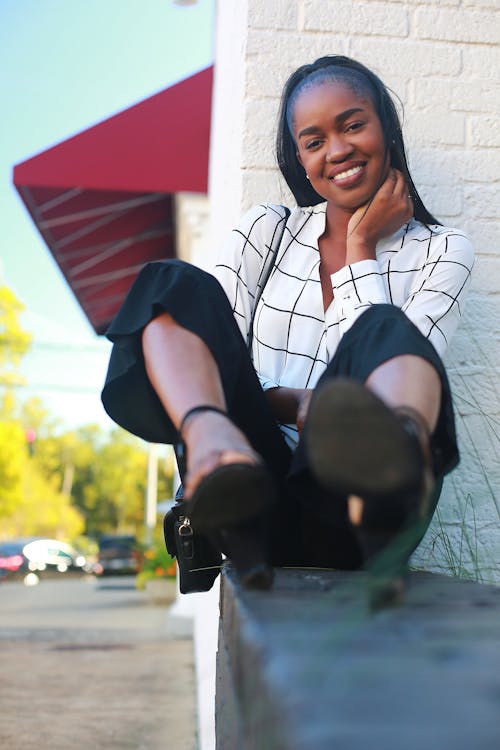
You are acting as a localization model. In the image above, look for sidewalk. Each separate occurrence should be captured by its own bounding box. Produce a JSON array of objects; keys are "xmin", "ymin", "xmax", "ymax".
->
[{"xmin": 0, "ymin": 577, "xmax": 197, "ymax": 750}]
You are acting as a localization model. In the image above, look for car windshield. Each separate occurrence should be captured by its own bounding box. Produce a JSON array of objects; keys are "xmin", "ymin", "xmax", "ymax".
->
[{"xmin": 99, "ymin": 537, "xmax": 136, "ymax": 551}]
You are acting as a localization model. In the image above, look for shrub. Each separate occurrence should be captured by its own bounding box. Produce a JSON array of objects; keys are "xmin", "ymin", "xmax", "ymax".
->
[{"xmin": 136, "ymin": 541, "xmax": 176, "ymax": 590}]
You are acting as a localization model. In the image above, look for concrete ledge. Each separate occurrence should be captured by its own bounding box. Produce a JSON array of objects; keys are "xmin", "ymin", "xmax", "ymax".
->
[{"xmin": 216, "ymin": 566, "xmax": 500, "ymax": 750}]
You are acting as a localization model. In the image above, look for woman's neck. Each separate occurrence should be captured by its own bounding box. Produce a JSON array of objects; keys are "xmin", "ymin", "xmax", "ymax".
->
[{"xmin": 325, "ymin": 200, "xmax": 355, "ymax": 239}]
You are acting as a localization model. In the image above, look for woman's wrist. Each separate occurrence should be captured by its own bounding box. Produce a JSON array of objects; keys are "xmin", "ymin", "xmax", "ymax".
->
[
  {"xmin": 265, "ymin": 386, "xmax": 303, "ymax": 423},
  {"xmin": 345, "ymin": 237, "xmax": 377, "ymax": 264}
]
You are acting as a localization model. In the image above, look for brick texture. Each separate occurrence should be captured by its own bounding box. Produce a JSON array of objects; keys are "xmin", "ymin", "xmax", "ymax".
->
[
  {"xmin": 414, "ymin": 8, "xmax": 498, "ymax": 44},
  {"xmin": 304, "ymin": 0, "xmax": 409, "ymax": 37}
]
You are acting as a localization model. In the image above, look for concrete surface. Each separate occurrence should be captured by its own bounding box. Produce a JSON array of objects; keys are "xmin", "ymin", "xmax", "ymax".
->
[
  {"xmin": 0, "ymin": 576, "xmax": 197, "ymax": 750},
  {"xmin": 217, "ymin": 567, "xmax": 500, "ymax": 750}
]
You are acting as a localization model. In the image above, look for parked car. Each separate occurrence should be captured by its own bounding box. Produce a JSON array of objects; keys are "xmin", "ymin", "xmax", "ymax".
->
[
  {"xmin": 0, "ymin": 538, "xmax": 88, "ymax": 582},
  {"xmin": 93, "ymin": 535, "xmax": 141, "ymax": 576}
]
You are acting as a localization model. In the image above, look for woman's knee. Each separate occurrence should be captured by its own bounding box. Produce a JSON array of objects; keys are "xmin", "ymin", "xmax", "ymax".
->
[
  {"xmin": 145, "ymin": 259, "xmax": 229, "ymax": 302},
  {"xmin": 357, "ymin": 303, "xmax": 408, "ymax": 327}
]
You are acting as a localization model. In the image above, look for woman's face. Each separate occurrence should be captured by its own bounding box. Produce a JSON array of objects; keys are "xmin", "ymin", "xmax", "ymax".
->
[{"xmin": 292, "ymin": 79, "xmax": 388, "ymax": 212}]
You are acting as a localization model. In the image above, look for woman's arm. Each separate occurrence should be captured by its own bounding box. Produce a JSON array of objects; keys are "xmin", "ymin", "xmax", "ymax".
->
[
  {"xmin": 401, "ymin": 230, "xmax": 474, "ymax": 357},
  {"xmin": 265, "ymin": 386, "xmax": 312, "ymax": 433},
  {"xmin": 329, "ymin": 170, "xmax": 415, "ymax": 338}
]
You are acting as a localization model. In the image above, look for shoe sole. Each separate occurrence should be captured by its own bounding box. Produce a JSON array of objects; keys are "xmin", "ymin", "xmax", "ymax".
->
[
  {"xmin": 186, "ymin": 463, "xmax": 276, "ymax": 532},
  {"xmin": 306, "ymin": 379, "xmax": 422, "ymax": 498}
]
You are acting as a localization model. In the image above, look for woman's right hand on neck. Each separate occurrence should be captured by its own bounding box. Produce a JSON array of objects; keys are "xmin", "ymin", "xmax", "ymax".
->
[{"xmin": 345, "ymin": 169, "xmax": 413, "ymax": 264}]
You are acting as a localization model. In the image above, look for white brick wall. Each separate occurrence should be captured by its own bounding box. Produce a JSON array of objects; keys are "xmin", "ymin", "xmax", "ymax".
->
[{"xmin": 210, "ymin": 0, "xmax": 500, "ymax": 583}]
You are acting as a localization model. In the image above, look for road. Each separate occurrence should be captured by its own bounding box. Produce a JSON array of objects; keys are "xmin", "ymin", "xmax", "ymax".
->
[{"xmin": 0, "ymin": 575, "xmax": 196, "ymax": 750}]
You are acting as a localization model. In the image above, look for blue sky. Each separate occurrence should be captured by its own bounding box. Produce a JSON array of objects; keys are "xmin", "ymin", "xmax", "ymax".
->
[{"xmin": 1, "ymin": 0, "xmax": 214, "ymax": 431}]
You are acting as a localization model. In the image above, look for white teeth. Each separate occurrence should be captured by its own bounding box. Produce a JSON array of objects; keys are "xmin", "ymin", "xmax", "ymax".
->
[{"xmin": 332, "ymin": 165, "xmax": 363, "ymax": 181}]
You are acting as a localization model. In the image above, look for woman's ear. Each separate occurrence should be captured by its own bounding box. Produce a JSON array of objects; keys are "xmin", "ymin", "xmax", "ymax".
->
[{"xmin": 296, "ymin": 149, "xmax": 303, "ymax": 167}]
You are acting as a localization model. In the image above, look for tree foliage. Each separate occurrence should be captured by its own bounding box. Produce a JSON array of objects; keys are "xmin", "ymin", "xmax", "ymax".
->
[
  {"xmin": 0, "ymin": 283, "xmax": 173, "ymax": 543},
  {"xmin": 0, "ymin": 283, "xmax": 31, "ymax": 528},
  {"xmin": 0, "ymin": 420, "xmax": 26, "ymax": 518},
  {"xmin": 0, "ymin": 284, "xmax": 31, "ymax": 389},
  {"xmin": 30, "ymin": 422, "xmax": 174, "ymax": 540},
  {"xmin": 2, "ymin": 459, "xmax": 85, "ymax": 540}
]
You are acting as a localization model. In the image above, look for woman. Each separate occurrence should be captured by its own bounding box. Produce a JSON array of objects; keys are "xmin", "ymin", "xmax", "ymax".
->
[{"xmin": 101, "ymin": 56, "xmax": 474, "ymax": 604}]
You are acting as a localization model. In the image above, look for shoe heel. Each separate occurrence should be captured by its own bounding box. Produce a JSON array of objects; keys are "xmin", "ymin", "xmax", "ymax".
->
[
  {"xmin": 219, "ymin": 521, "xmax": 274, "ymax": 591},
  {"xmin": 348, "ymin": 496, "xmax": 427, "ymax": 609}
]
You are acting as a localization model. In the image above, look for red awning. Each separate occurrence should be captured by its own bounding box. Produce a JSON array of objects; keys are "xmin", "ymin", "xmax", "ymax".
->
[{"xmin": 13, "ymin": 66, "xmax": 213, "ymax": 335}]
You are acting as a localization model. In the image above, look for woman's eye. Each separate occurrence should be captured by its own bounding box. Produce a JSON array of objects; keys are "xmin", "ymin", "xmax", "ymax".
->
[
  {"xmin": 345, "ymin": 121, "xmax": 364, "ymax": 133},
  {"xmin": 305, "ymin": 139, "xmax": 322, "ymax": 150}
]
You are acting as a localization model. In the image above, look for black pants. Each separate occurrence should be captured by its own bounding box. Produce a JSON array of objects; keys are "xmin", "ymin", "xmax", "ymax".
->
[{"xmin": 102, "ymin": 260, "xmax": 458, "ymax": 569}]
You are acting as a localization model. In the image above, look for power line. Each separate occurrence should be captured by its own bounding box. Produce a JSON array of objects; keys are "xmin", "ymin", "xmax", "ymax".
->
[
  {"xmin": 32, "ymin": 341, "xmax": 109, "ymax": 353},
  {"xmin": 2, "ymin": 382, "xmax": 103, "ymax": 394},
  {"xmin": 0, "ymin": 339, "xmax": 109, "ymax": 354}
]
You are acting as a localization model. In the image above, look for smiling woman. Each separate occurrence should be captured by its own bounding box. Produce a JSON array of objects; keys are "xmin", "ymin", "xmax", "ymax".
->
[
  {"xmin": 101, "ymin": 55, "xmax": 474, "ymax": 607},
  {"xmin": 293, "ymin": 85, "xmax": 387, "ymax": 206}
]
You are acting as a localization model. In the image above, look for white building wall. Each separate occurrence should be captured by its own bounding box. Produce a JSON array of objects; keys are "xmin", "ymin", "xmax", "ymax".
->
[{"xmin": 210, "ymin": 0, "xmax": 500, "ymax": 583}]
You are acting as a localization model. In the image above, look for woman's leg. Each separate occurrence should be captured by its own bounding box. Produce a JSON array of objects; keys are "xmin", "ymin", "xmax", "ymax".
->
[
  {"xmin": 102, "ymin": 260, "xmax": 290, "ymax": 475},
  {"xmin": 297, "ymin": 304, "xmax": 457, "ymax": 491},
  {"xmin": 366, "ymin": 354, "xmax": 441, "ymax": 433},
  {"xmin": 345, "ymin": 354, "xmax": 439, "ymax": 528},
  {"xmin": 289, "ymin": 305, "xmax": 457, "ymax": 602},
  {"xmin": 102, "ymin": 261, "xmax": 293, "ymax": 583},
  {"xmin": 142, "ymin": 311, "xmax": 260, "ymax": 500}
]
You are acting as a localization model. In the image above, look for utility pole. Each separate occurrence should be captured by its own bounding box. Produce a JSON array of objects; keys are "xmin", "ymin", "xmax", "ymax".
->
[{"xmin": 144, "ymin": 442, "xmax": 158, "ymax": 546}]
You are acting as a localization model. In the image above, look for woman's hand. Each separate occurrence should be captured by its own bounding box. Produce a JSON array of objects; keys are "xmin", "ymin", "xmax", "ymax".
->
[
  {"xmin": 265, "ymin": 386, "xmax": 313, "ymax": 432},
  {"xmin": 346, "ymin": 169, "xmax": 413, "ymax": 263},
  {"xmin": 296, "ymin": 389, "xmax": 313, "ymax": 434}
]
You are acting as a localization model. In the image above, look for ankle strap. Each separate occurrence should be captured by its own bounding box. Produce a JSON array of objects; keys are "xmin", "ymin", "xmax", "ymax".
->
[{"xmin": 179, "ymin": 405, "xmax": 227, "ymax": 439}]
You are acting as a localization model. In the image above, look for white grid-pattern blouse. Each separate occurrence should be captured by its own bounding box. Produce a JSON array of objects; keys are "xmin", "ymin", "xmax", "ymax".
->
[{"xmin": 214, "ymin": 202, "xmax": 474, "ymax": 447}]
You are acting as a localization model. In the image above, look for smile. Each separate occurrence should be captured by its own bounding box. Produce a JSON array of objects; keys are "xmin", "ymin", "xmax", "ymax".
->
[{"xmin": 331, "ymin": 165, "xmax": 364, "ymax": 182}]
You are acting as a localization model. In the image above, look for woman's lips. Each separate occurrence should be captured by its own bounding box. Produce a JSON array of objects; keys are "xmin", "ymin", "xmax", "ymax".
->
[{"xmin": 327, "ymin": 162, "xmax": 366, "ymax": 187}]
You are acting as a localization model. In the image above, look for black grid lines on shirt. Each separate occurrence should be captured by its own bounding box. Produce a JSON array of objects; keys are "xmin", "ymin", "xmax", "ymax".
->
[
  {"xmin": 304, "ymin": 327, "xmax": 328, "ymax": 388},
  {"xmin": 231, "ymin": 209, "xmax": 267, "ymax": 324},
  {"xmin": 254, "ymin": 293, "xmax": 326, "ymax": 361},
  {"xmin": 274, "ymin": 210, "xmax": 318, "ymax": 271},
  {"xmin": 387, "ymin": 256, "xmax": 394, "ymax": 303},
  {"xmin": 418, "ymin": 273, "xmax": 471, "ymax": 345},
  {"xmin": 406, "ymin": 256, "xmax": 472, "ymax": 301},
  {"xmin": 253, "ymin": 327, "xmax": 329, "ymax": 366},
  {"xmin": 254, "ymin": 208, "xmax": 291, "ymax": 308},
  {"xmin": 215, "ymin": 205, "xmax": 473, "ymax": 417},
  {"xmin": 283, "ymin": 263, "xmax": 323, "ymax": 377},
  {"xmin": 335, "ymin": 265, "xmax": 384, "ymax": 291}
]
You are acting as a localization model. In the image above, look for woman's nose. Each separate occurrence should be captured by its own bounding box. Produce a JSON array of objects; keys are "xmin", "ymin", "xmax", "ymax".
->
[{"xmin": 326, "ymin": 134, "xmax": 352, "ymax": 162}]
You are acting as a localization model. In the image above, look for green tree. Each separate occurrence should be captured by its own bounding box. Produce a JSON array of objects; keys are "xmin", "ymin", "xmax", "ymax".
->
[
  {"xmin": 72, "ymin": 429, "xmax": 173, "ymax": 538},
  {"xmin": 2, "ymin": 460, "xmax": 84, "ymax": 540},
  {"xmin": 0, "ymin": 283, "xmax": 31, "ymax": 523},
  {"xmin": 0, "ymin": 289, "xmax": 84, "ymax": 541},
  {"xmin": 0, "ymin": 284, "xmax": 31, "ymax": 392},
  {"xmin": 0, "ymin": 420, "xmax": 26, "ymax": 518},
  {"xmin": 32, "ymin": 423, "xmax": 174, "ymax": 540},
  {"xmin": 0, "ymin": 281, "xmax": 174, "ymax": 542}
]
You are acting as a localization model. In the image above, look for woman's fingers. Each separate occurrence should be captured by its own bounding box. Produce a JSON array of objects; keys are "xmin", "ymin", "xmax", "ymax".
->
[
  {"xmin": 380, "ymin": 168, "xmax": 402, "ymax": 197},
  {"xmin": 380, "ymin": 169, "xmax": 412, "ymax": 218},
  {"xmin": 296, "ymin": 389, "xmax": 313, "ymax": 434},
  {"xmin": 391, "ymin": 170, "xmax": 413, "ymax": 213},
  {"xmin": 347, "ymin": 168, "xmax": 413, "ymax": 247}
]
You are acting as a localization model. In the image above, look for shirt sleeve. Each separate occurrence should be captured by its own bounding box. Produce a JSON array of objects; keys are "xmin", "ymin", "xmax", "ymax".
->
[
  {"xmin": 331, "ymin": 259, "xmax": 389, "ymax": 337},
  {"xmin": 401, "ymin": 231, "xmax": 474, "ymax": 357}
]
